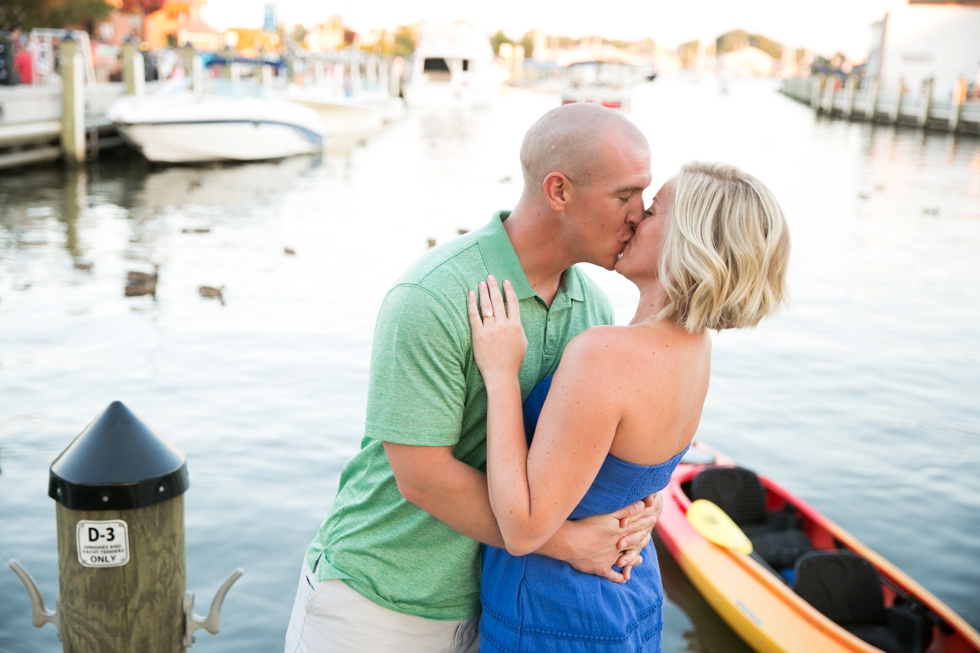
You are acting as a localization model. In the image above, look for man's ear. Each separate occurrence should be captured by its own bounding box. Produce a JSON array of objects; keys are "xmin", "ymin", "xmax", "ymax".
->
[{"xmin": 542, "ymin": 172, "xmax": 571, "ymax": 212}]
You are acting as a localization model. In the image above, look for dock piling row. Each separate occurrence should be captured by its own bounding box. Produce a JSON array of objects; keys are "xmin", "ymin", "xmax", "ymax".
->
[{"xmin": 782, "ymin": 76, "xmax": 979, "ymax": 134}]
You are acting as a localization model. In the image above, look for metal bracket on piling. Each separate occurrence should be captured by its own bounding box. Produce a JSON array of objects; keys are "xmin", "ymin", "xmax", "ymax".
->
[
  {"xmin": 183, "ymin": 567, "xmax": 244, "ymax": 648},
  {"xmin": 9, "ymin": 561, "xmax": 61, "ymax": 640}
]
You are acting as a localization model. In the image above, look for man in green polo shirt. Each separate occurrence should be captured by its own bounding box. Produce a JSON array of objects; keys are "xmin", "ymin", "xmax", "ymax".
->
[{"xmin": 285, "ymin": 104, "xmax": 656, "ymax": 653}]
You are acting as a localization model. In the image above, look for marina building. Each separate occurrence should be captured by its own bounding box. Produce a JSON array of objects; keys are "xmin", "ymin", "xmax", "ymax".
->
[{"xmin": 867, "ymin": 0, "xmax": 980, "ymax": 97}]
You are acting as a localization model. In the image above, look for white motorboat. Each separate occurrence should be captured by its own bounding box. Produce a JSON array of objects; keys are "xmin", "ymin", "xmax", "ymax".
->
[
  {"xmin": 286, "ymin": 53, "xmax": 405, "ymax": 146},
  {"xmin": 403, "ymin": 22, "xmax": 505, "ymax": 109},
  {"xmin": 286, "ymin": 85, "xmax": 385, "ymax": 145},
  {"xmin": 108, "ymin": 78, "xmax": 325, "ymax": 163},
  {"xmin": 559, "ymin": 60, "xmax": 643, "ymax": 112}
]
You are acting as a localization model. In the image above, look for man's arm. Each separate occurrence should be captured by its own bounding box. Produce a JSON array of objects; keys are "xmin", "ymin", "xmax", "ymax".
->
[
  {"xmin": 372, "ymin": 284, "xmax": 658, "ymax": 581},
  {"xmin": 385, "ymin": 442, "xmax": 660, "ymax": 583}
]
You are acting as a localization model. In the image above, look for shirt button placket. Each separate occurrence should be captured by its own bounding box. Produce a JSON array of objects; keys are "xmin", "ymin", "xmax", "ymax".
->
[{"xmin": 542, "ymin": 311, "xmax": 558, "ymax": 372}]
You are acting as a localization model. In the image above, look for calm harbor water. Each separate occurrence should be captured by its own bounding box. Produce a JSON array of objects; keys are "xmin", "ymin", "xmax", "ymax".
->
[{"xmin": 1, "ymin": 76, "xmax": 979, "ymax": 652}]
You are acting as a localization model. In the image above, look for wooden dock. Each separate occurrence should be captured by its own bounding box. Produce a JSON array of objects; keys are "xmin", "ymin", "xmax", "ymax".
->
[
  {"xmin": 0, "ymin": 83, "xmax": 132, "ymax": 169},
  {"xmin": 0, "ymin": 36, "xmax": 160, "ymax": 171},
  {"xmin": 781, "ymin": 76, "xmax": 980, "ymax": 134}
]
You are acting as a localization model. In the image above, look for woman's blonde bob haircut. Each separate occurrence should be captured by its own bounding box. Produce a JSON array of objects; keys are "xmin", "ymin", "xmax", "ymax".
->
[{"xmin": 658, "ymin": 162, "xmax": 790, "ymax": 332}]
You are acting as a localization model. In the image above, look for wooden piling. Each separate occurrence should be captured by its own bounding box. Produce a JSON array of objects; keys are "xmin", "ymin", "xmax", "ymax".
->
[
  {"xmin": 48, "ymin": 401, "xmax": 190, "ymax": 653},
  {"xmin": 950, "ymin": 81, "xmax": 965, "ymax": 133},
  {"xmin": 843, "ymin": 76, "xmax": 857, "ymax": 120},
  {"xmin": 122, "ymin": 37, "xmax": 145, "ymax": 97},
  {"xmin": 889, "ymin": 81, "xmax": 905, "ymax": 124},
  {"xmin": 390, "ymin": 57, "xmax": 402, "ymax": 97},
  {"xmin": 379, "ymin": 58, "xmax": 390, "ymax": 97},
  {"xmin": 351, "ymin": 60, "xmax": 361, "ymax": 96},
  {"xmin": 220, "ymin": 45, "xmax": 234, "ymax": 80},
  {"xmin": 56, "ymin": 498, "xmax": 185, "ymax": 653},
  {"xmin": 810, "ymin": 75, "xmax": 826, "ymax": 111},
  {"xmin": 366, "ymin": 55, "xmax": 378, "ymax": 90},
  {"xmin": 867, "ymin": 77, "xmax": 880, "ymax": 121},
  {"xmin": 11, "ymin": 401, "xmax": 242, "ymax": 652},
  {"xmin": 180, "ymin": 43, "xmax": 196, "ymax": 80},
  {"xmin": 825, "ymin": 79, "xmax": 837, "ymax": 115},
  {"xmin": 58, "ymin": 34, "xmax": 85, "ymax": 165},
  {"xmin": 917, "ymin": 78, "xmax": 933, "ymax": 129}
]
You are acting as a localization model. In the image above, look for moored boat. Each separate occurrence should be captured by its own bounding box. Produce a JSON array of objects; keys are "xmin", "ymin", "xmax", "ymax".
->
[
  {"xmin": 286, "ymin": 86, "xmax": 385, "ymax": 145},
  {"xmin": 656, "ymin": 442, "xmax": 980, "ymax": 653},
  {"xmin": 286, "ymin": 51, "xmax": 404, "ymax": 145},
  {"xmin": 559, "ymin": 60, "xmax": 643, "ymax": 111},
  {"xmin": 402, "ymin": 22, "xmax": 505, "ymax": 109},
  {"xmin": 108, "ymin": 78, "xmax": 324, "ymax": 163}
]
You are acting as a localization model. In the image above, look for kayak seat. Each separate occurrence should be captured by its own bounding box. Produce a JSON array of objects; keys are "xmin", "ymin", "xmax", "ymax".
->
[
  {"xmin": 747, "ymin": 529, "xmax": 815, "ymax": 569},
  {"xmin": 690, "ymin": 467, "xmax": 814, "ymax": 569},
  {"xmin": 794, "ymin": 551, "xmax": 930, "ymax": 653},
  {"xmin": 690, "ymin": 467, "xmax": 767, "ymax": 524}
]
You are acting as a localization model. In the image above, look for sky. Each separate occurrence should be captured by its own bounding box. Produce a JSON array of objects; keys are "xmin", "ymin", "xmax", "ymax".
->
[{"xmin": 200, "ymin": 0, "xmax": 898, "ymax": 59}]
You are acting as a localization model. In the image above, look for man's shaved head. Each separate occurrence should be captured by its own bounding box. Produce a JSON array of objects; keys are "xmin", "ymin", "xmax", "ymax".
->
[{"xmin": 519, "ymin": 103, "xmax": 649, "ymax": 193}]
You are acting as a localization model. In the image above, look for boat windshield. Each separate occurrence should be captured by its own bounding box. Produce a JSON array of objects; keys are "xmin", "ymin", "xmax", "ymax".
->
[
  {"xmin": 155, "ymin": 76, "xmax": 193, "ymax": 96},
  {"xmin": 209, "ymin": 79, "xmax": 282, "ymax": 99},
  {"xmin": 152, "ymin": 77, "xmax": 284, "ymax": 100},
  {"xmin": 563, "ymin": 62, "xmax": 635, "ymax": 89}
]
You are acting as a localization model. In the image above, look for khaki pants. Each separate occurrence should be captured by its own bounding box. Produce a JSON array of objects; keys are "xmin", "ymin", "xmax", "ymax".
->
[{"xmin": 284, "ymin": 559, "xmax": 480, "ymax": 653}]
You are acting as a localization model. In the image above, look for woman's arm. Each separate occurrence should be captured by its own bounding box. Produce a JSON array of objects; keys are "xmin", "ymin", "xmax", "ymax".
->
[{"xmin": 469, "ymin": 276, "xmax": 623, "ymax": 557}]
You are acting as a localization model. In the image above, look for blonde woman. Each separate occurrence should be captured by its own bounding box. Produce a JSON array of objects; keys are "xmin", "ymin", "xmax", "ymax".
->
[{"xmin": 468, "ymin": 162, "xmax": 790, "ymax": 653}]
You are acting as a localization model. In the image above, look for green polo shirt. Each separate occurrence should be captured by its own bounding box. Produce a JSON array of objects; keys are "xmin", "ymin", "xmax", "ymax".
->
[{"xmin": 305, "ymin": 211, "xmax": 614, "ymax": 620}]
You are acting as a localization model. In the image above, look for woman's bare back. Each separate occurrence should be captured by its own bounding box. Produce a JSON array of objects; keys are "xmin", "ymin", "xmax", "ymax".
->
[{"xmin": 562, "ymin": 322, "xmax": 712, "ymax": 467}]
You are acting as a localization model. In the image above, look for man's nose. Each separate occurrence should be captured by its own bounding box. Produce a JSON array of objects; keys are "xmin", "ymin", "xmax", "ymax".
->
[{"xmin": 625, "ymin": 199, "xmax": 646, "ymax": 231}]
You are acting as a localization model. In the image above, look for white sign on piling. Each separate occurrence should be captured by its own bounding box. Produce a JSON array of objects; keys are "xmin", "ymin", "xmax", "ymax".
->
[{"xmin": 76, "ymin": 520, "xmax": 130, "ymax": 568}]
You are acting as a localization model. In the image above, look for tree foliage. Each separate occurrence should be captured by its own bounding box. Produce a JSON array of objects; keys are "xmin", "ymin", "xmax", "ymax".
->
[
  {"xmin": 393, "ymin": 25, "xmax": 415, "ymax": 57},
  {"xmin": 119, "ymin": 0, "xmax": 167, "ymax": 14},
  {"xmin": 519, "ymin": 32, "xmax": 534, "ymax": 59},
  {"xmin": 1, "ymin": 0, "xmax": 112, "ymax": 31},
  {"xmin": 490, "ymin": 30, "xmax": 515, "ymax": 56},
  {"xmin": 291, "ymin": 24, "xmax": 307, "ymax": 45},
  {"xmin": 678, "ymin": 40, "xmax": 700, "ymax": 68},
  {"xmin": 716, "ymin": 29, "xmax": 782, "ymax": 59}
]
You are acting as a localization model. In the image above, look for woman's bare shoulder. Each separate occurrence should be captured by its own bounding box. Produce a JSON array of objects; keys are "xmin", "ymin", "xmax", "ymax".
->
[
  {"xmin": 564, "ymin": 325, "xmax": 633, "ymax": 357},
  {"xmin": 562, "ymin": 323, "xmax": 708, "ymax": 376},
  {"xmin": 557, "ymin": 326, "xmax": 642, "ymax": 384}
]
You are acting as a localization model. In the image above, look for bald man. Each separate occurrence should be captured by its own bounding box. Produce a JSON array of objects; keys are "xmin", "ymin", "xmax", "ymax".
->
[{"xmin": 285, "ymin": 104, "xmax": 656, "ymax": 653}]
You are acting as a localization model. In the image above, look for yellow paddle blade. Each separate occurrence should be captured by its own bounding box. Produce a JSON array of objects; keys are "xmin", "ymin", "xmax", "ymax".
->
[{"xmin": 686, "ymin": 499, "xmax": 754, "ymax": 555}]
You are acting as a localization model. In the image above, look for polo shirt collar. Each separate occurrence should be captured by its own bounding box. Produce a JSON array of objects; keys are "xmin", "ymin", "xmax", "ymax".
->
[
  {"xmin": 479, "ymin": 211, "xmax": 537, "ymax": 300},
  {"xmin": 480, "ymin": 211, "xmax": 586, "ymax": 303}
]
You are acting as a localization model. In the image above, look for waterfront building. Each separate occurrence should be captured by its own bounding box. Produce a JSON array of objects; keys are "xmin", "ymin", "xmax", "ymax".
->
[
  {"xmin": 94, "ymin": 0, "xmax": 221, "ymax": 50},
  {"xmin": 304, "ymin": 16, "xmax": 351, "ymax": 54},
  {"xmin": 146, "ymin": 0, "xmax": 220, "ymax": 50},
  {"xmin": 92, "ymin": 0, "xmax": 223, "ymax": 50},
  {"xmin": 867, "ymin": 0, "xmax": 980, "ymax": 97}
]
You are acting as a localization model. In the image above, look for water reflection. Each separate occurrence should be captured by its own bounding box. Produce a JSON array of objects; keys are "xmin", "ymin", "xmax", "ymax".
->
[
  {"xmin": 657, "ymin": 537, "xmax": 754, "ymax": 653},
  {"xmin": 62, "ymin": 169, "xmax": 85, "ymax": 259},
  {"xmin": 126, "ymin": 155, "xmax": 321, "ymax": 210}
]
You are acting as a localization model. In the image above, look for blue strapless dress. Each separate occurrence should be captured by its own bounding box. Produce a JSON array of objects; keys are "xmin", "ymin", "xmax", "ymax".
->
[{"xmin": 480, "ymin": 375, "xmax": 688, "ymax": 653}]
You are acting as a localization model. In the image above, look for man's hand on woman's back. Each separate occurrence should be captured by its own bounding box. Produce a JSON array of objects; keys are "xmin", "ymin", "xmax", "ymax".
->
[{"xmin": 545, "ymin": 494, "xmax": 662, "ymax": 584}]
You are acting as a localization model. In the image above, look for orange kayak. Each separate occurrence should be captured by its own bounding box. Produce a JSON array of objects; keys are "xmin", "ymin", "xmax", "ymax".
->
[{"xmin": 655, "ymin": 442, "xmax": 980, "ymax": 653}]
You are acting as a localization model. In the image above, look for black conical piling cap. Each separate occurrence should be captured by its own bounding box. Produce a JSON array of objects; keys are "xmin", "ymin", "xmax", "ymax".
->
[{"xmin": 49, "ymin": 401, "xmax": 189, "ymax": 511}]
